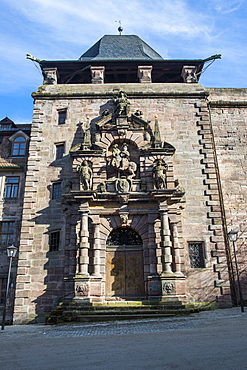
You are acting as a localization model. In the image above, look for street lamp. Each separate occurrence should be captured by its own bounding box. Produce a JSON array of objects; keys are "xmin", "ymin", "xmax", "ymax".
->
[
  {"xmin": 1, "ymin": 245, "xmax": 18, "ymax": 330},
  {"xmin": 227, "ymin": 230, "xmax": 244, "ymax": 313}
]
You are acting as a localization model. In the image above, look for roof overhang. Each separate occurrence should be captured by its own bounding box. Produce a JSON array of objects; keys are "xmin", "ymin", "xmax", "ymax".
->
[{"xmin": 40, "ymin": 59, "xmax": 205, "ymax": 84}]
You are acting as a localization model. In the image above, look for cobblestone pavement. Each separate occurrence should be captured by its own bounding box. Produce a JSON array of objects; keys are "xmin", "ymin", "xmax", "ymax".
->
[
  {"xmin": 0, "ymin": 308, "xmax": 247, "ymax": 370},
  {"xmin": 1, "ymin": 307, "xmax": 245, "ymax": 338}
]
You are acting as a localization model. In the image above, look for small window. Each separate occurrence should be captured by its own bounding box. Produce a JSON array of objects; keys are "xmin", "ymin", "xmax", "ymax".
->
[
  {"xmin": 49, "ymin": 231, "xmax": 60, "ymax": 251},
  {"xmin": 0, "ymin": 278, "xmax": 7, "ymax": 304},
  {"xmin": 4, "ymin": 177, "xmax": 19, "ymax": 198},
  {"xmin": 55, "ymin": 143, "xmax": 65, "ymax": 160},
  {"xmin": 188, "ymin": 242, "xmax": 205, "ymax": 268},
  {"xmin": 58, "ymin": 110, "xmax": 67, "ymax": 125},
  {"xmin": 0, "ymin": 221, "xmax": 14, "ymax": 247},
  {"xmin": 52, "ymin": 182, "xmax": 61, "ymax": 199},
  {"xmin": 1, "ymin": 125, "xmax": 11, "ymax": 130},
  {"xmin": 12, "ymin": 136, "xmax": 26, "ymax": 156}
]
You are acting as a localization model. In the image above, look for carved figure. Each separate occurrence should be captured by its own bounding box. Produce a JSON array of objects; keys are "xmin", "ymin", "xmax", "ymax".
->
[
  {"xmin": 163, "ymin": 282, "xmax": 174, "ymax": 294},
  {"xmin": 120, "ymin": 213, "xmax": 128, "ymax": 225},
  {"xmin": 114, "ymin": 91, "xmax": 130, "ymax": 116},
  {"xmin": 76, "ymin": 283, "xmax": 89, "ymax": 297},
  {"xmin": 108, "ymin": 142, "xmax": 137, "ymax": 180},
  {"xmin": 77, "ymin": 160, "xmax": 92, "ymax": 190},
  {"xmin": 120, "ymin": 142, "xmax": 130, "ymax": 171},
  {"xmin": 126, "ymin": 161, "xmax": 137, "ymax": 179},
  {"xmin": 110, "ymin": 144, "xmax": 121, "ymax": 168},
  {"xmin": 153, "ymin": 159, "xmax": 168, "ymax": 189}
]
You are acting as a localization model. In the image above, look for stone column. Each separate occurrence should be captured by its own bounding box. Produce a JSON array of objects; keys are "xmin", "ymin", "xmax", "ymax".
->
[
  {"xmin": 172, "ymin": 222, "xmax": 183, "ymax": 275},
  {"xmin": 148, "ymin": 213, "xmax": 158, "ymax": 275},
  {"xmin": 78, "ymin": 205, "xmax": 90, "ymax": 276},
  {"xmin": 92, "ymin": 221, "xmax": 101, "ymax": 277},
  {"xmin": 160, "ymin": 206, "xmax": 173, "ymax": 274}
]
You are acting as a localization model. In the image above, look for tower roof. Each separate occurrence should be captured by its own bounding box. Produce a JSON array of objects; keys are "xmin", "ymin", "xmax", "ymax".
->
[
  {"xmin": 39, "ymin": 34, "xmax": 206, "ymax": 84},
  {"xmin": 79, "ymin": 35, "xmax": 163, "ymax": 61}
]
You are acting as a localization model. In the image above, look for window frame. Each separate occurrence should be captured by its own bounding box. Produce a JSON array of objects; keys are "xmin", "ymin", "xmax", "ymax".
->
[
  {"xmin": 55, "ymin": 143, "xmax": 65, "ymax": 160},
  {"xmin": 52, "ymin": 182, "xmax": 62, "ymax": 200},
  {"xmin": 0, "ymin": 221, "xmax": 15, "ymax": 248},
  {"xmin": 0, "ymin": 277, "xmax": 7, "ymax": 305},
  {"xmin": 188, "ymin": 241, "xmax": 206, "ymax": 268},
  {"xmin": 1, "ymin": 125, "xmax": 11, "ymax": 130},
  {"xmin": 49, "ymin": 230, "xmax": 60, "ymax": 252},
  {"xmin": 4, "ymin": 177, "xmax": 20, "ymax": 199},
  {"xmin": 11, "ymin": 136, "xmax": 26, "ymax": 156},
  {"xmin": 58, "ymin": 109, "xmax": 67, "ymax": 125}
]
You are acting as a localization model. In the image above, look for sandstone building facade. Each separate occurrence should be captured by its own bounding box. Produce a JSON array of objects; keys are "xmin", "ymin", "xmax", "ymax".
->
[
  {"xmin": 0, "ymin": 118, "xmax": 30, "ymax": 322},
  {"xmin": 2, "ymin": 35, "xmax": 246, "ymax": 323}
]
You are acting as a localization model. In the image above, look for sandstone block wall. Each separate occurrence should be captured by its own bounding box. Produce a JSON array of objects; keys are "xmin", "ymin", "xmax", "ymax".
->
[
  {"xmin": 14, "ymin": 83, "xmax": 232, "ymax": 323},
  {"xmin": 208, "ymin": 88, "xmax": 247, "ymax": 298}
]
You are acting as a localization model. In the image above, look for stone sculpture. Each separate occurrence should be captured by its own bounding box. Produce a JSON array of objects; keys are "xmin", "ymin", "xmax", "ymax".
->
[
  {"xmin": 77, "ymin": 160, "xmax": 92, "ymax": 190},
  {"xmin": 153, "ymin": 159, "xmax": 168, "ymax": 189},
  {"xmin": 109, "ymin": 142, "xmax": 137, "ymax": 179},
  {"xmin": 114, "ymin": 91, "xmax": 130, "ymax": 117}
]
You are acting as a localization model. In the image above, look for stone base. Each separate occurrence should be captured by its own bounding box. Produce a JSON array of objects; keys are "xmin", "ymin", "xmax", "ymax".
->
[
  {"xmin": 160, "ymin": 273, "xmax": 187, "ymax": 304},
  {"xmin": 72, "ymin": 274, "xmax": 104, "ymax": 300}
]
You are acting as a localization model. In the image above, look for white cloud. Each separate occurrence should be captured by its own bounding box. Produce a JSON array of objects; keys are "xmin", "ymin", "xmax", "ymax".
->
[
  {"xmin": 212, "ymin": 0, "xmax": 245, "ymax": 14},
  {"xmin": 0, "ymin": 0, "xmax": 247, "ymax": 122},
  {"xmin": 3, "ymin": 0, "xmax": 213, "ymax": 44}
]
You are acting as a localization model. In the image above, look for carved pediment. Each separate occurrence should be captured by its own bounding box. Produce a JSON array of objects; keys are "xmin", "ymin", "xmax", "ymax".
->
[
  {"xmin": 70, "ymin": 143, "xmax": 104, "ymax": 156},
  {"xmin": 95, "ymin": 110, "xmax": 150, "ymax": 132},
  {"xmin": 95, "ymin": 111, "xmax": 113, "ymax": 128}
]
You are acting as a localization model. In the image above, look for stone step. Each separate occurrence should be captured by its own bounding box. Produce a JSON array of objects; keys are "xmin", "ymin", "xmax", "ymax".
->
[
  {"xmin": 46, "ymin": 303, "xmax": 191, "ymax": 324},
  {"xmin": 75, "ymin": 313, "xmax": 176, "ymax": 322},
  {"xmin": 60, "ymin": 306, "xmax": 185, "ymax": 312},
  {"xmin": 47, "ymin": 311, "xmax": 181, "ymax": 324},
  {"xmin": 61, "ymin": 309, "xmax": 188, "ymax": 316},
  {"xmin": 61, "ymin": 302, "xmax": 186, "ymax": 311}
]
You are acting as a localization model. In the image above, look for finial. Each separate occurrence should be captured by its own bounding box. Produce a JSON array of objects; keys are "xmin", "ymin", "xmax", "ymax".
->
[{"xmin": 115, "ymin": 20, "xmax": 123, "ymax": 35}]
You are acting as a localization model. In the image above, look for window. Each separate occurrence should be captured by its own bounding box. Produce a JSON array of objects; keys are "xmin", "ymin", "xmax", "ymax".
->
[
  {"xmin": 58, "ymin": 110, "xmax": 67, "ymax": 125},
  {"xmin": 0, "ymin": 222, "xmax": 14, "ymax": 247},
  {"xmin": 52, "ymin": 182, "xmax": 61, "ymax": 199},
  {"xmin": 12, "ymin": 136, "xmax": 26, "ymax": 156},
  {"xmin": 188, "ymin": 242, "xmax": 205, "ymax": 268},
  {"xmin": 4, "ymin": 177, "xmax": 19, "ymax": 198},
  {"xmin": 1, "ymin": 125, "xmax": 11, "ymax": 130},
  {"xmin": 49, "ymin": 231, "xmax": 60, "ymax": 251},
  {"xmin": 106, "ymin": 227, "xmax": 142, "ymax": 246},
  {"xmin": 0, "ymin": 278, "xmax": 7, "ymax": 304},
  {"xmin": 55, "ymin": 143, "xmax": 65, "ymax": 160}
]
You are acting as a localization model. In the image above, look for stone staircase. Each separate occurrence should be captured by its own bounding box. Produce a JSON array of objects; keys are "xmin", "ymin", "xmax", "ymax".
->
[{"xmin": 45, "ymin": 300, "xmax": 208, "ymax": 324}]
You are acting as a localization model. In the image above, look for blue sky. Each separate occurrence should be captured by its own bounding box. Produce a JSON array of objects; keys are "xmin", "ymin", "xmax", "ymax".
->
[{"xmin": 0, "ymin": 0, "xmax": 247, "ymax": 124}]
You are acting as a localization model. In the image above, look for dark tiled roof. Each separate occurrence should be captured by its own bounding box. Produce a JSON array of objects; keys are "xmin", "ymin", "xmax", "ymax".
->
[
  {"xmin": 0, "ymin": 117, "xmax": 17, "ymax": 128},
  {"xmin": 79, "ymin": 35, "xmax": 163, "ymax": 61}
]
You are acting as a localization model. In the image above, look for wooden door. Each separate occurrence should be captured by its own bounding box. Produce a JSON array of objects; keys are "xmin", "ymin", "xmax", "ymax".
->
[{"xmin": 106, "ymin": 247, "xmax": 144, "ymax": 298}]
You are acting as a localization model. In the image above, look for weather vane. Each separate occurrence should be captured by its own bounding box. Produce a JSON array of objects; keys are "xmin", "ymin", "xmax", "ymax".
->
[{"xmin": 115, "ymin": 20, "xmax": 123, "ymax": 35}]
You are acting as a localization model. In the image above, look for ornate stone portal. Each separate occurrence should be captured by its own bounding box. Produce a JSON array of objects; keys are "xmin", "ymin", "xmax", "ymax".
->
[{"xmin": 65, "ymin": 91, "xmax": 186, "ymax": 304}]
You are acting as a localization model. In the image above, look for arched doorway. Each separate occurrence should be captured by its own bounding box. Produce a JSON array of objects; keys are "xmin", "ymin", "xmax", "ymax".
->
[{"xmin": 106, "ymin": 227, "xmax": 145, "ymax": 299}]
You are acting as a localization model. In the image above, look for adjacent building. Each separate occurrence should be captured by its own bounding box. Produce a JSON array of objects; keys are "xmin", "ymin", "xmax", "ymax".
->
[{"xmin": 0, "ymin": 118, "xmax": 30, "ymax": 322}]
